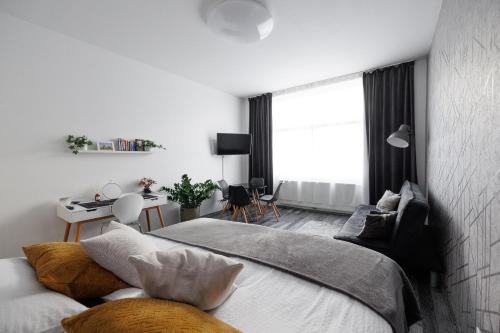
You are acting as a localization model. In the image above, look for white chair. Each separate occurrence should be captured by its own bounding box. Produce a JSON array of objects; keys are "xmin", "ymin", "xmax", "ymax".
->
[{"xmin": 111, "ymin": 193, "xmax": 145, "ymax": 232}]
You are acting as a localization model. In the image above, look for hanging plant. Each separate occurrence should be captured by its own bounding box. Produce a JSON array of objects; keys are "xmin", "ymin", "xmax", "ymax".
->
[
  {"xmin": 143, "ymin": 140, "xmax": 166, "ymax": 151},
  {"xmin": 66, "ymin": 135, "xmax": 93, "ymax": 154}
]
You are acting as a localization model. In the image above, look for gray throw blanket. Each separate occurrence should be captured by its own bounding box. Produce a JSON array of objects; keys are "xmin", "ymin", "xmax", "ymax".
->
[{"xmin": 149, "ymin": 218, "xmax": 421, "ymax": 333}]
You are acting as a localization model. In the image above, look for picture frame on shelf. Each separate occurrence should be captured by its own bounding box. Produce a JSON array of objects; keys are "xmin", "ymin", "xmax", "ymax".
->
[{"xmin": 97, "ymin": 141, "xmax": 115, "ymax": 152}]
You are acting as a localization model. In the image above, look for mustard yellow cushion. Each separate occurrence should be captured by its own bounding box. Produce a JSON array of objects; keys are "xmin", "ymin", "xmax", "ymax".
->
[
  {"xmin": 23, "ymin": 242, "xmax": 129, "ymax": 299},
  {"xmin": 62, "ymin": 298, "xmax": 241, "ymax": 333}
]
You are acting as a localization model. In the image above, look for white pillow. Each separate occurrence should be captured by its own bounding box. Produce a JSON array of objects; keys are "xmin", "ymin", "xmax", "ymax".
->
[
  {"xmin": 101, "ymin": 287, "xmax": 148, "ymax": 302},
  {"xmin": 80, "ymin": 221, "xmax": 157, "ymax": 287},
  {"xmin": 0, "ymin": 257, "xmax": 87, "ymax": 333},
  {"xmin": 376, "ymin": 190, "xmax": 401, "ymax": 211},
  {"xmin": 129, "ymin": 249, "xmax": 244, "ymax": 310}
]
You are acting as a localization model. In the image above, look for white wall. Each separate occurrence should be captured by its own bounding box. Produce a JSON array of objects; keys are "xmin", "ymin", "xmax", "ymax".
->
[
  {"xmin": 0, "ymin": 12, "xmax": 245, "ymax": 258},
  {"xmin": 414, "ymin": 58, "xmax": 428, "ymax": 193}
]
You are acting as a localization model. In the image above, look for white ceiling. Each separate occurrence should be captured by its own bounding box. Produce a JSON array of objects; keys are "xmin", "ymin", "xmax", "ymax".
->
[{"xmin": 0, "ymin": 0, "xmax": 442, "ymax": 97}]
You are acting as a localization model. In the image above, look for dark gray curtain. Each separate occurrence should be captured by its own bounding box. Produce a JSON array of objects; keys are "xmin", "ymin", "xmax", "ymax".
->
[
  {"xmin": 363, "ymin": 61, "xmax": 417, "ymax": 204},
  {"xmin": 249, "ymin": 93, "xmax": 273, "ymax": 195}
]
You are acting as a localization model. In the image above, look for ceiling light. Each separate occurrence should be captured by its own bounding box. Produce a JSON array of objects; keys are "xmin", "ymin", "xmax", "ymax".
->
[{"xmin": 207, "ymin": 0, "xmax": 274, "ymax": 43}]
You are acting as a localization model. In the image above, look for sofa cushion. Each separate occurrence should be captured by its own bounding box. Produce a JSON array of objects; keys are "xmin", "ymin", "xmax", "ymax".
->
[
  {"xmin": 333, "ymin": 205, "xmax": 393, "ymax": 257},
  {"xmin": 376, "ymin": 190, "xmax": 401, "ymax": 211},
  {"xmin": 358, "ymin": 212, "xmax": 398, "ymax": 239},
  {"xmin": 391, "ymin": 181, "xmax": 429, "ymax": 258}
]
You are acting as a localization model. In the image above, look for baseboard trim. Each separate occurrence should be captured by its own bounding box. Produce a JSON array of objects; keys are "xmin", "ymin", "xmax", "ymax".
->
[{"xmin": 276, "ymin": 203, "xmax": 353, "ymax": 216}]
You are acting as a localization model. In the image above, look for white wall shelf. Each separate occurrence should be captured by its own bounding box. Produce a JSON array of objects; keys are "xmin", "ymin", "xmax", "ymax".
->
[{"xmin": 78, "ymin": 150, "xmax": 153, "ymax": 154}]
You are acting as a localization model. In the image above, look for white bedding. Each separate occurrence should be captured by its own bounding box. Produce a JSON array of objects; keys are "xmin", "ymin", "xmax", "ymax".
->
[
  {"xmin": 146, "ymin": 235, "xmax": 392, "ymax": 333},
  {"xmin": 0, "ymin": 258, "xmax": 87, "ymax": 333}
]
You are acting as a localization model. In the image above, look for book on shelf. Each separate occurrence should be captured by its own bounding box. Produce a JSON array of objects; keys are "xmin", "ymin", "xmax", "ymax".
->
[{"xmin": 115, "ymin": 138, "xmax": 146, "ymax": 151}]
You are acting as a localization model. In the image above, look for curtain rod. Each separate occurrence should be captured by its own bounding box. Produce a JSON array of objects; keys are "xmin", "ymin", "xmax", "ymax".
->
[{"xmin": 247, "ymin": 56, "xmax": 426, "ymax": 99}]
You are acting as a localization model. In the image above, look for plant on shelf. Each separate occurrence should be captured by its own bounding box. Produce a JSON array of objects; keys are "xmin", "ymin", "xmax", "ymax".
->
[
  {"xmin": 138, "ymin": 177, "xmax": 157, "ymax": 194},
  {"xmin": 143, "ymin": 140, "xmax": 166, "ymax": 151},
  {"xmin": 160, "ymin": 174, "xmax": 219, "ymax": 221},
  {"xmin": 66, "ymin": 135, "xmax": 93, "ymax": 154}
]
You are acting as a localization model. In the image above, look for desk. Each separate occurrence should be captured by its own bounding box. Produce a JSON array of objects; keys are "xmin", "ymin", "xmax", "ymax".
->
[{"xmin": 56, "ymin": 193, "xmax": 167, "ymax": 242}]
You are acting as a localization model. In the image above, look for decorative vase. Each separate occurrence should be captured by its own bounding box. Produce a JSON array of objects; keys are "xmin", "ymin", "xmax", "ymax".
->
[
  {"xmin": 143, "ymin": 187, "xmax": 152, "ymax": 194},
  {"xmin": 180, "ymin": 207, "xmax": 200, "ymax": 222}
]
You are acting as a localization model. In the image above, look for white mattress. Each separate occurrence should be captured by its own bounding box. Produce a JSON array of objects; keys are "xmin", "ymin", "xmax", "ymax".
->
[{"xmin": 146, "ymin": 235, "xmax": 392, "ymax": 333}]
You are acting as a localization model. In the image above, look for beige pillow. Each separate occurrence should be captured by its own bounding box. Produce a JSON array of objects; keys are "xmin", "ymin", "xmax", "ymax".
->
[
  {"xmin": 376, "ymin": 190, "xmax": 401, "ymax": 211},
  {"xmin": 80, "ymin": 221, "xmax": 157, "ymax": 287},
  {"xmin": 129, "ymin": 249, "xmax": 244, "ymax": 310}
]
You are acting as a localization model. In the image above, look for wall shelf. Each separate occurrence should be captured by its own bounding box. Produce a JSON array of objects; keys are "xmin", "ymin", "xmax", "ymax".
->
[{"xmin": 78, "ymin": 150, "xmax": 153, "ymax": 154}]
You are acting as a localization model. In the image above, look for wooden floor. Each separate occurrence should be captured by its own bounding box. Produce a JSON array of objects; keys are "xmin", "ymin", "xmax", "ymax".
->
[{"xmin": 207, "ymin": 206, "xmax": 458, "ymax": 333}]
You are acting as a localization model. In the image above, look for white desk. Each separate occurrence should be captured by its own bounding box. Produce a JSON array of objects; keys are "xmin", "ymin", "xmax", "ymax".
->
[{"xmin": 56, "ymin": 192, "xmax": 167, "ymax": 242}]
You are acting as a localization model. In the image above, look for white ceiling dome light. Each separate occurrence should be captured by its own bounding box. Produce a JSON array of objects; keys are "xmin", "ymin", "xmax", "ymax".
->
[{"xmin": 207, "ymin": 0, "xmax": 274, "ymax": 43}]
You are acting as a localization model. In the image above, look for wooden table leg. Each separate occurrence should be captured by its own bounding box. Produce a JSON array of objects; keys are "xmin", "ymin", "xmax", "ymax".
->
[
  {"xmin": 145, "ymin": 209, "xmax": 151, "ymax": 232},
  {"xmin": 74, "ymin": 223, "xmax": 81, "ymax": 242},
  {"xmin": 253, "ymin": 190, "xmax": 263, "ymax": 215},
  {"xmin": 63, "ymin": 222, "xmax": 71, "ymax": 242},
  {"xmin": 156, "ymin": 206, "xmax": 165, "ymax": 228}
]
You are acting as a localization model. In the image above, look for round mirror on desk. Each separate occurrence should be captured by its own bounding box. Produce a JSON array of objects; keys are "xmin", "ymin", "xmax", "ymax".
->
[{"xmin": 102, "ymin": 182, "xmax": 122, "ymax": 200}]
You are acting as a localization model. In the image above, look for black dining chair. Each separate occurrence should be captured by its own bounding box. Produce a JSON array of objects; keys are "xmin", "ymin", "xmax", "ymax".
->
[
  {"xmin": 260, "ymin": 181, "xmax": 284, "ymax": 222},
  {"xmin": 228, "ymin": 185, "xmax": 252, "ymax": 223},
  {"xmin": 217, "ymin": 179, "xmax": 230, "ymax": 216},
  {"xmin": 249, "ymin": 177, "xmax": 265, "ymax": 197}
]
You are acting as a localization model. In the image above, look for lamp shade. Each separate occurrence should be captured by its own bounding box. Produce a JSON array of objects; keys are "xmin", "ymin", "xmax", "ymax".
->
[
  {"xmin": 206, "ymin": 0, "xmax": 274, "ymax": 43},
  {"xmin": 387, "ymin": 124, "xmax": 410, "ymax": 148}
]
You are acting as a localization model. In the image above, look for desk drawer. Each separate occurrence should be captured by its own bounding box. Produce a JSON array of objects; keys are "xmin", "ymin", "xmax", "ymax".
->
[
  {"xmin": 68, "ymin": 206, "xmax": 112, "ymax": 223},
  {"xmin": 144, "ymin": 196, "xmax": 167, "ymax": 208}
]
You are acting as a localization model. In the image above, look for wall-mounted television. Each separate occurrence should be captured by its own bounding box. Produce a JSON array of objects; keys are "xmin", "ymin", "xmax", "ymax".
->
[{"xmin": 217, "ymin": 133, "xmax": 252, "ymax": 155}]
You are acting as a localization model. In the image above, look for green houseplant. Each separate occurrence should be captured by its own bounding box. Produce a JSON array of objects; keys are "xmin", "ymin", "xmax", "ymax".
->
[
  {"xmin": 143, "ymin": 140, "xmax": 166, "ymax": 151},
  {"xmin": 66, "ymin": 135, "xmax": 93, "ymax": 154},
  {"xmin": 160, "ymin": 174, "xmax": 219, "ymax": 221}
]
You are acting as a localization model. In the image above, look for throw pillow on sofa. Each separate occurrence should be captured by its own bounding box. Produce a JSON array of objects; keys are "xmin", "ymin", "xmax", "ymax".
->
[
  {"xmin": 376, "ymin": 190, "xmax": 401, "ymax": 211},
  {"xmin": 358, "ymin": 212, "xmax": 398, "ymax": 239}
]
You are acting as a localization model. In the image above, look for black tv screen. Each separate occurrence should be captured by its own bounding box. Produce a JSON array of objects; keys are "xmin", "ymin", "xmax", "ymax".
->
[{"xmin": 217, "ymin": 133, "xmax": 252, "ymax": 155}]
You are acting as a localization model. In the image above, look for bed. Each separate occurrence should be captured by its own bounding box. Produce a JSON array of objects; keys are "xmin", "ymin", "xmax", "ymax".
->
[{"xmin": 0, "ymin": 218, "xmax": 420, "ymax": 333}]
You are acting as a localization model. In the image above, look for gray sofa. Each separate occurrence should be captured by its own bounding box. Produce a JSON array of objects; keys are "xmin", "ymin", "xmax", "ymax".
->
[{"xmin": 334, "ymin": 181, "xmax": 429, "ymax": 268}]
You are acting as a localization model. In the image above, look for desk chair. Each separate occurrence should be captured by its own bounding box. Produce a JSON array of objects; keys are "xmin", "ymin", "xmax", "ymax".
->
[
  {"xmin": 260, "ymin": 181, "xmax": 284, "ymax": 222},
  {"xmin": 112, "ymin": 194, "xmax": 145, "ymax": 232},
  {"xmin": 217, "ymin": 179, "xmax": 230, "ymax": 216},
  {"xmin": 229, "ymin": 185, "xmax": 252, "ymax": 223}
]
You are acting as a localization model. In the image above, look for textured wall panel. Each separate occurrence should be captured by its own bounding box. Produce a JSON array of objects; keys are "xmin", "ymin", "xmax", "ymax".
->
[{"xmin": 428, "ymin": 0, "xmax": 500, "ymax": 332}]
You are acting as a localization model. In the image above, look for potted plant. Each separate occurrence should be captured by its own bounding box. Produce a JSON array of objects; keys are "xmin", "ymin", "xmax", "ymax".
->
[
  {"xmin": 160, "ymin": 174, "xmax": 219, "ymax": 221},
  {"xmin": 66, "ymin": 135, "xmax": 93, "ymax": 154},
  {"xmin": 143, "ymin": 140, "xmax": 166, "ymax": 151},
  {"xmin": 138, "ymin": 177, "xmax": 157, "ymax": 194}
]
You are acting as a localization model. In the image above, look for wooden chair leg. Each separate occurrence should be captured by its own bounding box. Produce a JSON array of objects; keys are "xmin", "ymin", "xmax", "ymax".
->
[
  {"xmin": 271, "ymin": 204, "xmax": 280, "ymax": 222},
  {"xmin": 273, "ymin": 203, "xmax": 281, "ymax": 217},
  {"xmin": 221, "ymin": 202, "xmax": 229, "ymax": 216},
  {"xmin": 241, "ymin": 208, "xmax": 249, "ymax": 223},
  {"xmin": 63, "ymin": 222, "xmax": 71, "ymax": 242},
  {"xmin": 231, "ymin": 207, "xmax": 240, "ymax": 221}
]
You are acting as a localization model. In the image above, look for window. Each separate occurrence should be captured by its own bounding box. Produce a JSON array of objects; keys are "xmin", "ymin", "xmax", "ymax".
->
[{"xmin": 273, "ymin": 76, "xmax": 366, "ymax": 210}]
